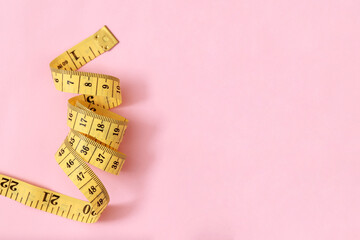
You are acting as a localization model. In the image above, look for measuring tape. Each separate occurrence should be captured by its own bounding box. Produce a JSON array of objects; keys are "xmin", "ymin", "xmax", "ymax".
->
[{"xmin": 0, "ymin": 26, "xmax": 127, "ymax": 223}]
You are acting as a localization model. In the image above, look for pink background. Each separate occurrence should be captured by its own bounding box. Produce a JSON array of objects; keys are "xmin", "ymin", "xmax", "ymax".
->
[{"xmin": 1, "ymin": 0, "xmax": 360, "ymax": 239}]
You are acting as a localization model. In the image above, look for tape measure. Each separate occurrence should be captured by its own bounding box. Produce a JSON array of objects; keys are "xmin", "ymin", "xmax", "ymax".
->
[{"xmin": 0, "ymin": 26, "xmax": 127, "ymax": 223}]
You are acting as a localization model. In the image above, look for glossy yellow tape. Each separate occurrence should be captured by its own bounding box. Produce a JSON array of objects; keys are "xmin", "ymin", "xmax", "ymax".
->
[{"xmin": 0, "ymin": 26, "xmax": 127, "ymax": 223}]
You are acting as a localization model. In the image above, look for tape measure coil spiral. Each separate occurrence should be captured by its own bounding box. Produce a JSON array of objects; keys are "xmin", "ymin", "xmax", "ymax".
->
[{"xmin": 0, "ymin": 26, "xmax": 127, "ymax": 223}]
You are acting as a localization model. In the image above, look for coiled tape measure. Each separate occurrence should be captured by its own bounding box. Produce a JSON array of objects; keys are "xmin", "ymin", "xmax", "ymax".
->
[{"xmin": 0, "ymin": 26, "xmax": 127, "ymax": 223}]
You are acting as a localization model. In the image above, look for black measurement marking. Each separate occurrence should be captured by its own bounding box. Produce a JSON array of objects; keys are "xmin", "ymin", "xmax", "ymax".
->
[
  {"xmin": 77, "ymin": 76, "xmax": 81, "ymax": 93},
  {"xmin": 87, "ymin": 118, "xmax": 95, "ymax": 135},
  {"xmin": 72, "ymin": 112, "xmax": 79, "ymax": 129},
  {"xmin": 105, "ymin": 123, "xmax": 111, "ymax": 140},
  {"xmin": 95, "ymin": 77, "xmax": 99, "ymax": 95},
  {"xmin": 10, "ymin": 193, "xmax": 13, "ymax": 199},
  {"xmin": 72, "ymin": 213, "xmax": 75, "ymax": 220},
  {"xmin": 111, "ymin": 80, "xmax": 114, "ymax": 97},
  {"xmin": 82, "ymin": 56, "xmax": 88, "ymax": 64},
  {"xmin": 67, "ymin": 164, "xmax": 81, "ymax": 177},
  {"xmin": 30, "ymin": 201, "xmax": 33, "ymax": 207},
  {"xmin": 98, "ymin": 50, "xmax": 101, "ymax": 55},
  {"xmin": 51, "ymin": 207, "xmax": 54, "ymax": 214},
  {"xmin": 4, "ymin": 178, "xmax": 11, "ymax": 197},
  {"xmin": 20, "ymin": 197, "xmax": 23, "ymax": 203},
  {"xmin": 15, "ymin": 192, "xmax": 18, "ymax": 201},
  {"xmin": 81, "ymin": 216, "xmax": 84, "ymax": 222},
  {"xmin": 58, "ymin": 152, "xmax": 71, "ymax": 165},
  {"xmin": 89, "ymin": 46, "xmax": 96, "ymax": 58},
  {"xmin": 56, "ymin": 206, "xmax": 60, "ymax": 215},
  {"xmin": 90, "ymin": 192, "xmax": 103, "ymax": 203},
  {"xmin": 74, "ymin": 138, "xmax": 82, "ymax": 151},
  {"xmin": 40, "ymin": 204, "xmax": 43, "ymax": 210},
  {"xmin": 86, "ymin": 210, "xmax": 91, "ymax": 223},
  {"xmin": 77, "ymin": 213, "xmax": 80, "ymax": 221},
  {"xmin": 79, "ymin": 178, "xmax": 93, "ymax": 190},
  {"xmin": 104, "ymin": 157, "xmax": 111, "ymax": 170},
  {"xmin": 88, "ymin": 146, "xmax": 97, "ymax": 164},
  {"xmin": 25, "ymin": 192, "xmax": 30, "ymax": 205},
  {"xmin": 61, "ymin": 73, "xmax": 64, "ymax": 92},
  {"xmin": 35, "ymin": 200, "xmax": 39, "ymax": 209},
  {"xmin": 66, "ymin": 205, "xmax": 72, "ymax": 218},
  {"xmin": 61, "ymin": 210, "xmax": 64, "ymax": 216},
  {"xmin": 105, "ymin": 97, "xmax": 110, "ymax": 109}
]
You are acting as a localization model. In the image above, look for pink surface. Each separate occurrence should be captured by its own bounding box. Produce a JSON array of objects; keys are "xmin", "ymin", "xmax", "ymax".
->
[{"xmin": 0, "ymin": 0, "xmax": 360, "ymax": 239}]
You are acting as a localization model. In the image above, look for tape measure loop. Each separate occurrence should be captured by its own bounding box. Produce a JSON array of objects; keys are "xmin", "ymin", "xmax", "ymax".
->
[{"xmin": 0, "ymin": 26, "xmax": 126, "ymax": 223}]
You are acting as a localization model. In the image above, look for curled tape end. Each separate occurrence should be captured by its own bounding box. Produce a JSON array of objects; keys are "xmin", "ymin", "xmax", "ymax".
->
[{"xmin": 95, "ymin": 25, "xmax": 119, "ymax": 51}]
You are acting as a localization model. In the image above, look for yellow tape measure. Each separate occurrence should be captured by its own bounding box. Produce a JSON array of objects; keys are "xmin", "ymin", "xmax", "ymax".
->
[{"xmin": 0, "ymin": 26, "xmax": 127, "ymax": 223}]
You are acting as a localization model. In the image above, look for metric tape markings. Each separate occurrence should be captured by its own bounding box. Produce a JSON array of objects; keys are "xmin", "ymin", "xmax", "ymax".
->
[{"xmin": 0, "ymin": 26, "xmax": 127, "ymax": 223}]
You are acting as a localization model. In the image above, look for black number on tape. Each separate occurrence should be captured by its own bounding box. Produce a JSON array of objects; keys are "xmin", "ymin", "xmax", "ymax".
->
[
  {"xmin": 86, "ymin": 96, "xmax": 94, "ymax": 104},
  {"xmin": 70, "ymin": 50, "xmax": 79, "ymax": 60},
  {"xmin": 111, "ymin": 161, "xmax": 119, "ymax": 169},
  {"xmin": 96, "ymin": 124, "xmax": 105, "ymax": 132},
  {"xmin": 83, "ymin": 204, "xmax": 91, "ymax": 214},
  {"xmin": 80, "ymin": 146, "xmax": 89, "ymax": 155},
  {"xmin": 113, "ymin": 127, "xmax": 120, "ymax": 136},
  {"xmin": 0, "ymin": 178, "xmax": 9, "ymax": 188},
  {"xmin": 9, "ymin": 181, "xmax": 19, "ymax": 191},
  {"xmin": 69, "ymin": 137, "xmax": 75, "ymax": 146},
  {"xmin": 66, "ymin": 159, "xmax": 74, "ymax": 168},
  {"xmin": 57, "ymin": 60, "xmax": 68, "ymax": 69},
  {"xmin": 96, "ymin": 153, "xmax": 105, "ymax": 163},
  {"xmin": 82, "ymin": 205, "xmax": 98, "ymax": 215},
  {"xmin": 58, "ymin": 148, "xmax": 65, "ymax": 157},
  {"xmin": 97, "ymin": 198, "xmax": 104, "ymax": 207},
  {"xmin": 88, "ymin": 186, "xmax": 97, "ymax": 195},
  {"xmin": 43, "ymin": 192, "xmax": 60, "ymax": 205},
  {"xmin": 79, "ymin": 118, "xmax": 87, "ymax": 127},
  {"xmin": 77, "ymin": 172, "xmax": 85, "ymax": 181}
]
